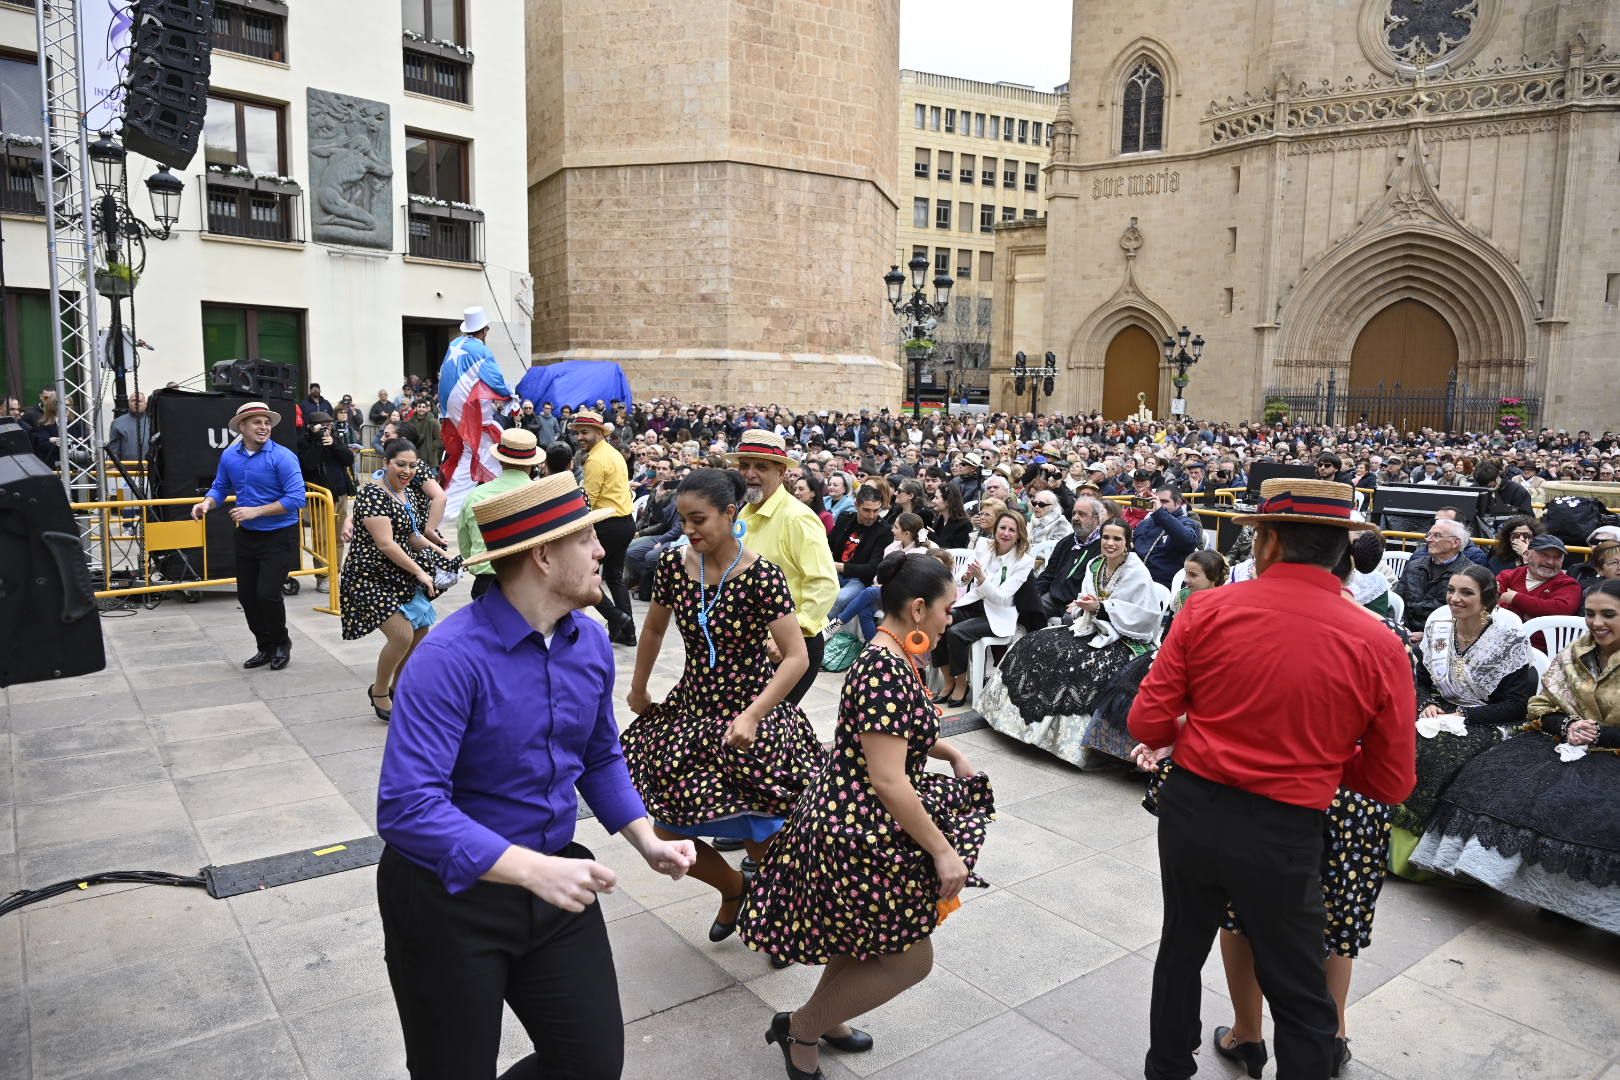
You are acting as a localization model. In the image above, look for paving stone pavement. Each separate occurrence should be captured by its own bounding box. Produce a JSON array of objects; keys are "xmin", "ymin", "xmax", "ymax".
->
[{"xmin": 3, "ymin": 586, "xmax": 1620, "ymax": 1079}]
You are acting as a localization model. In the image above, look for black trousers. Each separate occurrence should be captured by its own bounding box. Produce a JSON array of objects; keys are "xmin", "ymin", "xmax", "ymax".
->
[
  {"xmin": 1146, "ymin": 766, "xmax": 1337, "ymax": 1080},
  {"xmin": 470, "ymin": 573, "xmax": 495, "ymax": 599},
  {"xmin": 783, "ymin": 632, "xmax": 824, "ymax": 706},
  {"xmin": 593, "ymin": 514, "xmax": 635, "ymax": 626},
  {"xmin": 234, "ymin": 524, "xmax": 299, "ymax": 652},
  {"xmin": 378, "ymin": 844, "xmax": 625, "ymax": 1080},
  {"xmin": 932, "ymin": 600, "xmax": 990, "ymax": 673}
]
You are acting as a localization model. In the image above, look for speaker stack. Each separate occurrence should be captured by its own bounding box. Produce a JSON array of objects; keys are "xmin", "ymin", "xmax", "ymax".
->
[
  {"xmin": 0, "ymin": 417, "xmax": 107, "ymax": 688},
  {"xmin": 147, "ymin": 388, "xmax": 298, "ymax": 582},
  {"xmin": 122, "ymin": 0, "xmax": 216, "ymax": 169},
  {"xmin": 209, "ymin": 359, "xmax": 298, "ymax": 401}
]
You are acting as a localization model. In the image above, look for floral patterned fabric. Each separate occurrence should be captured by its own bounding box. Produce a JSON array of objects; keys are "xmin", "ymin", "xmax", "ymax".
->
[
  {"xmin": 738, "ymin": 646, "xmax": 995, "ymax": 965},
  {"xmin": 339, "ymin": 481, "xmax": 460, "ymax": 641},
  {"xmin": 620, "ymin": 550, "xmax": 824, "ymax": 832}
]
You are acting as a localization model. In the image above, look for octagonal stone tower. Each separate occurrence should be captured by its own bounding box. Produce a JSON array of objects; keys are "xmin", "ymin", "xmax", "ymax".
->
[{"xmin": 526, "ymin": 0, "xmax": 903, "ymax": 410}]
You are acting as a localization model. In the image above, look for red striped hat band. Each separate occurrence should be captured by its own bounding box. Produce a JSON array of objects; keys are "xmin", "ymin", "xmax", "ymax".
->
[
  {"xmin": 1256, "ymin": 493, "xmax": 1353, "ymax": 519},
  {"xmin": 738, "ymin": 440, "xmax": 789, "ymax": 458},
  {"xmin": 499, "ymin": 444, "xmax": 538, "ymax": 460},
  {"xmin": 480, "ymin": 490, "xmax": 590, "ymax": 545}
]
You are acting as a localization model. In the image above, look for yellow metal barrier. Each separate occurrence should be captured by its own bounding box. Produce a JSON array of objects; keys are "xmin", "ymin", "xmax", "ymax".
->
[{"xmin": 70, "ymin": 488, "xmax": 342, "ymax": 612}]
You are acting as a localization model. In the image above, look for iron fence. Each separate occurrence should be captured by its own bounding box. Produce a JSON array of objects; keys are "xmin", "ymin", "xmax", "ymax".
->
[{"xmin": 1264, "ymin": 369, "xmax": 1540, "ymax": 434}]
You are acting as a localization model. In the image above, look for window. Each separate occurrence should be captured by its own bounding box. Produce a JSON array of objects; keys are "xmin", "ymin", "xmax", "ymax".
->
[
  {"xmin": 402, "ymin": 0, "xmax": 471, "ymax": 103},
  {"xmin": 934, "ymin": 247, "xmax": 950, "ymax": 274},
  {"xmin": 1224, "ymin": 287, "xmax": 1235, "ymax": 315},
  {"xmin": 1023, "ymin": 209, "xmax": 1037, "ymax": 220},
  {"xmin": 937, "ymin": 150, "xmax": 952, "ymax": 182},
  {"xmin": 935, "ymin": 200, "xmax": 951, "ymax": 229},
  {"xmin": 1227, "ymin": 227, "xmax": 1238, "ymax": 253},
  {"xmin": 213, "ymin": 1, "xmax": 286, "ymax": 62},
  {"xmin": 1018, "ymin": 119, "xmax": 1028, "ymax": 143},
  {"xmin": 406, "ymin": 131, "xmax": 482, "ymax": 262},
  {"xmin": 974, "ymin": 113, "xmax": 986, "ymax": 138},
  {"xmin": 979, "ymin": 204, "xmax": 994, "ymax": 232},
  {"xmin": 957, "ymin": 249, "xmax": 973, "ymax": 279},
  {"xmin": 944, "ymin": 108, "xmax": 956, "ymax": 133},
  {"xmin": 1608, "ymin": 274, "xmax": 1620, "ymax": 306},
  {"xmin": 1001, "ymin": 206, "xmax": 1015, "ymax": 222},
  {"xmin": 203, "ymin": 95, "xmax": 300, "ymax": 242},
  {"xmin": 1003, "ymin": 116, "xmax": 1015, "ymax": 140},
  {"xmin": 0, "ymin": 55, "xmax": 44, "ymax": 215},
  {"xmin": 0, "ymin": 290, "xmax": 68, "ymax": 405},
  {"xmin": 1003, "ymin": 159, "xmax": 1017, "ymax": 188},
  {"xmin": 929, "ymin": 106, "xmax": 941, "ymax": 131},
  {"xmin": 1024, "ymin": 165, "xmax": 1038, "ymax": 191},
  {"xmin": 977, "ymin": 295, "xmax": 993, "ymax": 329},
  {"xmin": 957, "ymin": 201, "xmax": 972, "ymax": 233},
  {"xmin": 960, "ymin": 153, "xmax": 975, "ymax": 183},
  {"xmin": 202, "ymin": 304, "xmax": 306, "ymax": 387},
  {"xmin": 1231, "ymin": 165, "xmax": 1242, "ymax": 193},
  {"xmin": 402, "ymin": 0, "xmax": 464, "ymax": 44},
  {"xmin": 913, "ymin": 147, "xmax": 929, "ymax": 178},
  {"xmin": 982, "ymin": 156, "xmax": 996, "ymax": 185},
  {"xmin": 989, "ymin": 116, "xmax": 999, "ymax": 141},
  {"xmin": 914, "ymin": 103, "xmax": 926, "ymax": 129},
  {"xmin": 979, "ymin": 252, "xmax": 994, "ymax": 282},
  {"xmin": 1031, "ymin": 122, "xmax": 1042, "ymax": 145},
  {"xmin": 912, "ymin": 245, "xmax": 928, "ymax": 263},
  {"xmin": 1121, "ymin": 61, "xmax": 1165, "ymax": 154},
  {"xmin": 913, "ymin": 197, "xmax": 929, "ymax": 229}
]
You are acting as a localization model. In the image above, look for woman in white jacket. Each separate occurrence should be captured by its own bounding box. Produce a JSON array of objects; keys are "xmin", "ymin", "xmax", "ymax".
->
[{"xmin": 931, "ymin": 509, "xmax": 1035, "ymax": 708}]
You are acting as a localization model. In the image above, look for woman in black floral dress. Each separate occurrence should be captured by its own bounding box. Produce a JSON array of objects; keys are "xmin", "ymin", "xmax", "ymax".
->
[
  {"xmin": 339, "ymin": 438, "xmax": 460, "ymax": 722},
  {"xmin": 740, "ymin": 552, "xmax": 994, "ymax": 1079},
  {"xmin": 622, "ymin": 469, "xmax": 823, "ymax": 943}
]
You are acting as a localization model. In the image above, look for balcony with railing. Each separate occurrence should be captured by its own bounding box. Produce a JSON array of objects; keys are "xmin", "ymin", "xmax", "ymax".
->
[
  {"xmin": 212, "ymin": 0, "xmax": 287, "ymax": 63},
  {"xmin": 203, "ymin": 170, "xmax": 304, "ymax": 243},
  {"xmin": 403, "ymin": 35, "xmax": 473, "ymax": 104},
  {"xmin": 0, "ymin": 143, "xmax": 42, "ymax": 215},
  {"xmin": 406, "ymin": 200, "xmax": 484, "ymax": 264}
]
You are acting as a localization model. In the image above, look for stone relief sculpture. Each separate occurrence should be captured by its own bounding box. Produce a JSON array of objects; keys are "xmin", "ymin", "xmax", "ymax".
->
[{"xmin": 307, "ymin": 89, "xmax": 394, "ymax": 249}]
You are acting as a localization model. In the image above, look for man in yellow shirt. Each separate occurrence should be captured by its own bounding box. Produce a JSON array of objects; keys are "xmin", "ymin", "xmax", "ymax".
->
[
  {"xmin": 455, "ymin": 428, "xmax": 540, "ymax": 600},
  {"xmin": 574, "ymin": 408, "xmax": 638, "ymax": 645},
  {"xmin": 730, "ymin": 429, "xmax": 837, "ymax": 704}
]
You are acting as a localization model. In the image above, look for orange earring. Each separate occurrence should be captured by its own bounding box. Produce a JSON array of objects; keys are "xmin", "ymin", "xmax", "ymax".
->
[{"xmin": 903, "ymin": 629, "xmax": 932, "ymax": 655}]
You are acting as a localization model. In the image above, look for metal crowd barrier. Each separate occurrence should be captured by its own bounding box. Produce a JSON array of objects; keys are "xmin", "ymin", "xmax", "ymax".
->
[{"xmin": 70, "ymin": 484, "xmax": 342, "ymax": 614}]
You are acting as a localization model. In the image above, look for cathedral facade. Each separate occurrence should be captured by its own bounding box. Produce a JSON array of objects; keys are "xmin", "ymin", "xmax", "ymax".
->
[{"xmin": 992, "ymin": 0, "xmax": 1620, "ymax": 431}]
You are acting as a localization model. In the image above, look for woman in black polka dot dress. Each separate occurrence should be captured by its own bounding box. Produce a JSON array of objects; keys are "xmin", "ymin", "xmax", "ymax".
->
[
  {"xmin": 739, "ymin": 552, "xmax": 994, "ymax": 1077},
  {"xmin": 622, "ymin": 470, "xmax": 825, "ymax": 944}
]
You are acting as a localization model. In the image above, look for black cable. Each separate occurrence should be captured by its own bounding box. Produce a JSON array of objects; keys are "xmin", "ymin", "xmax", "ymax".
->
[{"xmin": 0, "ymin": 869, "xmax": 205, "ymax": 918}]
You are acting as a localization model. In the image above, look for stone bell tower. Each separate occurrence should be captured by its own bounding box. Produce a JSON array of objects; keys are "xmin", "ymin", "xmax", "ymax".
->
[{"xmin": 526, "ymin": 0, "xmax": 903, "ymax": 409}]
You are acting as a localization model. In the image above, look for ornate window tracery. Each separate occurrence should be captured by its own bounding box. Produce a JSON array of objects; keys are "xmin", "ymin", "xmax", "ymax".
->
[{"xmin": 1121, "ymin": 62, "xmax": 1165, "ymax": 154}]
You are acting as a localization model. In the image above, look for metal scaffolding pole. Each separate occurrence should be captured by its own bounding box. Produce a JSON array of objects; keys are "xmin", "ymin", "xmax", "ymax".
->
[{"xmin": 36, "ymin": 0, "xmax": 107, "ymax": 528}]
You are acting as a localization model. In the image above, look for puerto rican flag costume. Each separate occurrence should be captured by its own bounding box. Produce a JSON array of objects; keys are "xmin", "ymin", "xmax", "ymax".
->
[{"xmin": 437, "ymin": 333, "xmax": 513, "ymax": 522}]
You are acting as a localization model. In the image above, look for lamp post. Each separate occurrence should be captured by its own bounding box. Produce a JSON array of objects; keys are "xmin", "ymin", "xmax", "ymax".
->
[
  {"xmin": 1012, "ymin": 350, "xmax": 1057, "ymax": 416},
  {"xmin": 1161, "ymin": 325, "xmax": 1205, "ymax": 417},
  {"xmin": 61, "ymin": 133, "xmax": 184, "ymax": 418},
  {"xmin": 884, "ymin": 254, "xmax": 952, "ymax": 420}
]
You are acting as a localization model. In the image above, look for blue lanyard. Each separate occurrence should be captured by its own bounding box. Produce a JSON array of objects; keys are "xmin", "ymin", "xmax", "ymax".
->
[{"xmin": 696, "ymin": 543, "xmax": 745, "ymax": 669}]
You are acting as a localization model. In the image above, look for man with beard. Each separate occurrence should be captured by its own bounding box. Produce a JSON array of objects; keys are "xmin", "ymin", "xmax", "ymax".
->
[
  {"xmin": 377, "ymin": 472, "xmax": 696, "ymax": 1077},
  {"xmin": 731, "ymin": 429, "xmax": 838, "ymax": 704}
]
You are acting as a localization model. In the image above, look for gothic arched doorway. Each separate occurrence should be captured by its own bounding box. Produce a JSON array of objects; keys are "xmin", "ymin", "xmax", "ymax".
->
[
  {"xmin": 1349, "ymin": 299, "xmax": 1458, "ymax": 392},
  {"xmin": 1101, "ymin": 325, "xmax": 1160, "ymax": 419}
]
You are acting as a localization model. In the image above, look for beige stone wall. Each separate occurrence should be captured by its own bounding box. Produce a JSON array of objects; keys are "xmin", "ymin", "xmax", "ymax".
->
[
  {"xmin": 1027, "ymin": 0, "xmax": 1620, "ymax": 429},
  {"xmin": 533, "ymin": 349, "xmax": 902, "ymax": 414},
  {"xmin": 526, "ymin": 0, "xmax": 902, "ymax": 408}
]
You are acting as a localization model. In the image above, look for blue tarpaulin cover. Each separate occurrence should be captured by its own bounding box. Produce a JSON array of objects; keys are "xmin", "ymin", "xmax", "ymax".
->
[{"xmin": 513, "ymin": 361, "xmax": 633, "ymax": 411}]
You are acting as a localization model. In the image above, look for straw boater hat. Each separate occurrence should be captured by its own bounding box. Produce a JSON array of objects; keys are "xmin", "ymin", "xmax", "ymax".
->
[
  {"xmin": 492, "ymin": 428, "xmax": 540, "ymax": 468},
  {"xmin": 227, "ymin": 401, "xmax": 280, "ymax": 433},
  {"xmin": 726, "ymin": 429, "xmax": 794, "ymax": 468},
  {"xmin": 1232, "ymin": 478, "xmax": 1376, "ymax": 532},
  {"xmin": 462, "ymin": 473, "xmax": 616, "ymax": 567},
  {"xmin": 571, "ymin": 407, "xmax": 606, "ymax": 430}
]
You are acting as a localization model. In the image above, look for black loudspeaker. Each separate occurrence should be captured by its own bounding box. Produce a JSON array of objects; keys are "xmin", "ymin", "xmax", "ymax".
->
[
  {"xmin": 210, "ymin": 359, "xmax": 296, "ymax": 400},
  {"xmin": 0, "ymin": 447, "xmax": 106, "ymax": 688},
  {"xmin": 147, "ymin": 388, "xmax": 297, "ymax": 580},
  {"xmin": 0, "ymin": 415, "xmax": 30, "ymax": 457},
  {"xmin": 122, "ymin": 0, "xmax": 215, "ymax": 169}
]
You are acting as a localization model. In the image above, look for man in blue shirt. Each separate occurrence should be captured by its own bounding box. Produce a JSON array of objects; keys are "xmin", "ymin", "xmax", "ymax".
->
[
  {"xmin": 193, "ymin": 401, "xmax": 307, "ymax": 670},
  {"xmin": 377, "ymin": 471, "xmax": 696, "ymax": 1078}
]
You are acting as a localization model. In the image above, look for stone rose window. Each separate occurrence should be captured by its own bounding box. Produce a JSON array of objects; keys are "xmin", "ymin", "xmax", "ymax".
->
[{"xmin": 1359, "ymin": 0, "xmax": 1498, "ymax": 76}]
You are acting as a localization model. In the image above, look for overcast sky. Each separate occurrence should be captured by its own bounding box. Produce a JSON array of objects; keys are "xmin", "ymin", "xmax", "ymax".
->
[{"xmin": 899, "ymin": 0, "xmax": 1072, "ymax": 92}]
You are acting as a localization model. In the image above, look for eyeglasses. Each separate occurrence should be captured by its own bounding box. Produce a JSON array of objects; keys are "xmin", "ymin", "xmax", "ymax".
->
[{"xmin": 1034, "ymin": 500, "xmax": 1056, "ymax": 508}]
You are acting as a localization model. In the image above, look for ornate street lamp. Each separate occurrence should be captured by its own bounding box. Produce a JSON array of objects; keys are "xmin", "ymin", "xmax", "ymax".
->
[
  {"xmin": 144, "ymin": 166, "xmax": 185, "ymax": 234},
  {"xmin": 87, "ymin": 131, "xmax": 125, "ymax": 192},
  {"xmin": 883, "ymin": 256, "xmax": 953, "ymax": 420},
  {"xmin": 1162, "ymin": 326, "xmax": 1206, "ymax": 415}
]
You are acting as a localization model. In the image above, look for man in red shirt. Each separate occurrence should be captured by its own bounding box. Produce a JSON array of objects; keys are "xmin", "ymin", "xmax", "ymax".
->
[
  {"xmin": 1497, "ymin": 534, "xmax": 1583, "ymax": 640},
  {"xmin": 1129, "ymin": 479, "xmax": 1415, "ymax": 1080}
]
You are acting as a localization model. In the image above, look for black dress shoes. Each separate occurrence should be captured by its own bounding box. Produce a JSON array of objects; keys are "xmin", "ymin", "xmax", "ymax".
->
[
  {"xmin": 268, "ymin": 643, "xmax": 291, "ymax": 671},
  {"xmin": 242, "ymin": 650, "xmax": 273, "ymax": 669},
  {"xmin": 1212, "ymin": 1026, "xmax": 1267, "ymax": 1079}
]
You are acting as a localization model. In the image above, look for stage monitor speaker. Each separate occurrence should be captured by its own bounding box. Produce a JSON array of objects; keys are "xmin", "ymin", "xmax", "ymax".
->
[
  {"xmin": 123, "ymin": 0, "xmax": 215, "ymax": 168},
  {"xmin": 147, "ymin": 387, "xmax": 298, "ymax": 580},
  {"xmin": 0, "ymin": 452, "xmax": 106, "ymax": 688},
  {"xmin": 0, "ymin": 415, "xmax": 30, "ymax": 457},
  {"xmin": 210, "ymin": 358, "xmax": 296, "ymax": 401}
]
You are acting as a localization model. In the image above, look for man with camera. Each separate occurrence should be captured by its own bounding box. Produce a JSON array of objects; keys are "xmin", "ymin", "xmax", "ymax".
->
[{"xmin": 298, "ymin": 412, "xmax": 356, "ymax": 592}]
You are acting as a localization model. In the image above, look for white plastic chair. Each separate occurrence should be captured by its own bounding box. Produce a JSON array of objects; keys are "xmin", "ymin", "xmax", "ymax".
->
[
  {"xmin": 1168, "ymin": 568, "xmax": 1186, "ymax": 597},
  {"xmin": 1202, "ymin": 528, "xmax": 1217, "ymax": 551},
  {"xmin": 1385, "ymin": 588, "xmax": 1405, "ymax": 627},
  {"xmin": 968, "ymin": 628, "xmax": 1020, "ymax": 708},
  {"xmin": 1521, "ymin": 615, "xmax": 1587, "ymax": 657},
  {"xmin": 1149, "ymin": 581, "xmax": 1172, "ymax": 646},
  {"xmin": 1528, "ymin": 647, "xmax": 1551, "ymax": 686},
  {"xmin": 1383, "ymin": 551, "xmax": 1412, "ymax": 579},
  {"xmin": 1425, "ymin": 605, "xmax": 1522, "ymax": 632},
  {"xmin": 948, "ymin": 547, "xmax": 974, "ymax": 583}
]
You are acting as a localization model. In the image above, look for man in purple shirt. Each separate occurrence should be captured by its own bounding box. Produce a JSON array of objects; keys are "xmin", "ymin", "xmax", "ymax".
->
[{"xmin": 377, "ymin": 471, "xmax": 696, "ymax": 1078}]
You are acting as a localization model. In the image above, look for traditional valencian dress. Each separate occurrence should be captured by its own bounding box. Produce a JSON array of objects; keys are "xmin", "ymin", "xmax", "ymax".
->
[
  {"xmin": 619, "ymin": 549, "xmax": 824, "ymax": 841},
  {"xmin": 1415, "ymin": 633, "xmax": 1620, "ymax": 932},
  {"xmin": 1388, "ymin": 611, "xmax": 1534, "ymax": 876},
  {"xmin": 738, "ymin": 646, "xmax": 995, "ymax": 964},
  {"xmin": 979, "ymin": 551, "xmax": 1160, "ymax": 767}
]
